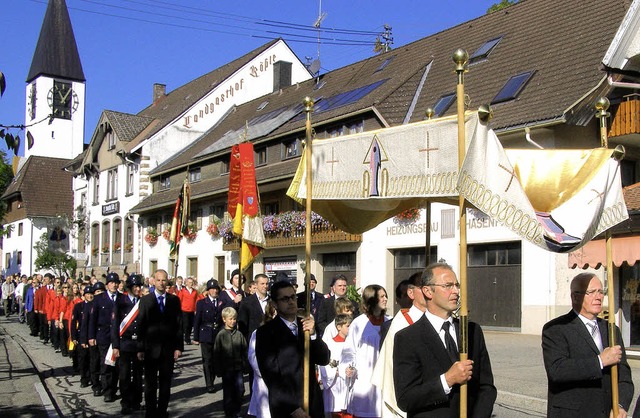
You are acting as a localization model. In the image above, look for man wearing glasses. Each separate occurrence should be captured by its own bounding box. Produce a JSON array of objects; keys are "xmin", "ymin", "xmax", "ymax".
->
[
  {"xmin": 256, "ymin": 280, "xmax": 330, "ymax": 418},
  {"xmin": 393, "ymin": 262, "xmax": 496, "ymax": 417},
  {"xmin": 542, "ymin": 272, "xmax": 633, "ymax": 418}
]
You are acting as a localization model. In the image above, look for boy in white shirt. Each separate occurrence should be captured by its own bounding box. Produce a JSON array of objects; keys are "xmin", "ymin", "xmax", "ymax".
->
[{"xmin": 320, "ymin": 314, "xmax": 353, "ymax": 418}]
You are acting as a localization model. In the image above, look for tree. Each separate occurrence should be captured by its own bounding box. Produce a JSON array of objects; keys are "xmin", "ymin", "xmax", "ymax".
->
[
  {"xmin": 0, "ymin": 150, "xmax": 14, "ymax": 235},
  {"xmin": 487, "ymin": 0, "xmax": 519, "ymax": 13},
  {"xmin": 34, "ymin": 232, "xmax": 77, "ymax": 278}
]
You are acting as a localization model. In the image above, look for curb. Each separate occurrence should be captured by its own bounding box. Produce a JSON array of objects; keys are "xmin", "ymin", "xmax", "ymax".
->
[{"xmin": 496, "ymin": 390, "xmax": 546, "ymax": 416}]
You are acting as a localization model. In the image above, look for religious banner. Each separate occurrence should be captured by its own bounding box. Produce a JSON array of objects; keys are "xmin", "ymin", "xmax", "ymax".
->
[{"xmin": 287, "ymin": 111, "xmax": 628, "ymax": 253}]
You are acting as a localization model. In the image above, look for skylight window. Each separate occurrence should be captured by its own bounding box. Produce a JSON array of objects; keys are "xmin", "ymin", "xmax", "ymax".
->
[
  {"xmin": 375, "ymin": 56, "xmax": 395, "ymax": 72},
  {"xmin": 433, "ymin": 93, "xmax": 456, "ymax": 116},
  {"xmin": 313, "ymin": 79, "xmax": 388, "ymax": 114},
  {"xmin": 469, "ymin": 37, "xmax": 502, "ymax": 64},
  {"xmin": 492, "ymin": 71, "xmax": 535, "ymax": 104}
]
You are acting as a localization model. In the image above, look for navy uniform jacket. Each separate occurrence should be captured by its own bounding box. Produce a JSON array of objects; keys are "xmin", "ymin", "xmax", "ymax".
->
[
  {"xmin": 219, "ymin": 287, "xmax": 245, "ymax": 311},
  {"xmin": 193, "ymin": 297, "xmax": 224, "ymax": 344},
  {"xmin": 89, "ymin": 291, "xmax": 123, "ymax": 346},
  {"xmin": 70, "ymin": 301, "xmax": 85, "ymax": 342},
  {"xmin": 78, "ymin": 301, "xmax": 93, "ymax": 345},
  {"xmin": 111, "ymin": 295, "xmax": 141, "ymax": 353}
]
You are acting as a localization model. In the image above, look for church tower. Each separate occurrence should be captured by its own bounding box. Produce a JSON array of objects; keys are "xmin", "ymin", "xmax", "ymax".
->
[{"xmin": 25, "ymin": 0, "xmax": 85, "ymax": 160}]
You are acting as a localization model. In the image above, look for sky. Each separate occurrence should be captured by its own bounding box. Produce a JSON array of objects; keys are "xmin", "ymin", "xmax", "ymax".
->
[{"xmin": 0, "ymin": 0, "xmax": 498, "ymax": 157}]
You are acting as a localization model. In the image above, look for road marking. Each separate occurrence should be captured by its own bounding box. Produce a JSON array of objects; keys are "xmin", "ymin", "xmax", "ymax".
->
[{"xmin": 35, "ymin": 381, "xmax": 58, "ymax": 417}]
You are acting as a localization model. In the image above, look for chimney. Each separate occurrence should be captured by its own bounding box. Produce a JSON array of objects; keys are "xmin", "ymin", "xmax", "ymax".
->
[
  {"xmin": 153, "ymin": 83, "xmax": 166, "ymax": 103},
  {"xmin": 273, "ymin": 61, "xmax": 292, "ymax": 92}
]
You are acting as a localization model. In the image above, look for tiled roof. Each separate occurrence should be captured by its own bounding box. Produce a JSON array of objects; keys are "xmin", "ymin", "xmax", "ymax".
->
[
  {"xmin": 127, "ymin": 39, "xmax": 281, "ymax": 149},
  {"xmin": 103, "ymin": 110, "xmax": 154, "ymax": 143},
  {"xmin": 2, "ymin": 156, "xmax": 74, "ymax": 218},
  {"xmin": 132, "ymin": 0, "xmax": 632, "ymax": 213},
  {"xmin": 624, "ymin": 182, "xmax": 640, "ymax": 211}
]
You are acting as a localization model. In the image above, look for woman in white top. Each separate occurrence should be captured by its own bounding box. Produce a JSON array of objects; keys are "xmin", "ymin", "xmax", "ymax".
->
[{"xmin": 340, "ymin": 284, "xmax": 389, "ymax": 418}]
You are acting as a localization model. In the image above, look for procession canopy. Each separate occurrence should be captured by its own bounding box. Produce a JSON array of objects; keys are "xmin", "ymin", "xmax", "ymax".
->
[{"xmin": 287, "ymin": 110, "xmax": 628, "ymax": 253}]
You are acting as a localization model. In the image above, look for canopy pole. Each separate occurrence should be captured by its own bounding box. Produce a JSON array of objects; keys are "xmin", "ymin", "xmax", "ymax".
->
[
  {"xmin": 425, "ymin": 108, "xmax": 435, "ymax": 265},
  {"xmin": 596, "ymin": 97, "xmax": 619, "ymax": 417},
  {"xmin": 454, "ymin": 48, "xmax": 469, "ymax": 418},
  {"xmin": 302, "ymin": 97, "xmax": 315, "ymax": 414}
]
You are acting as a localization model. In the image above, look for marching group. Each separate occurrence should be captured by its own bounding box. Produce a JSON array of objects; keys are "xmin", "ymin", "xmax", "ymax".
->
[{"xmin": 1, "ymin": 262, "xmax": 638, "ymax": 418}]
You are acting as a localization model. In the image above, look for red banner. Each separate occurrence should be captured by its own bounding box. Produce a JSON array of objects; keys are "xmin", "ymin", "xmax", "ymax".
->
[
  {"xmin": 228, "ymin": 145, "xmax": 242, "ymax": 219},
  {"xmin": 238, "ymin": 143, "xmax": 258, "ymax": 217}
]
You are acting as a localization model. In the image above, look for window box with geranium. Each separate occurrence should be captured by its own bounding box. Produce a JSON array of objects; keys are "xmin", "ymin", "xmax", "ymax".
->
[
  {"xmin": 145, "ymin": 228, "xmax": 158, "ymax": 246},
  {"xmin": 185, "ymin": 223, "xmax": 198, "ymax": 242},
  {"xmin": 124, "ymin": 242, "xmax": 133, "ymax": 252},
  {"xmin": 393, "ymin": 207, "xmax": 421, "ymax": 225},
  {"xmin": 162, "ymin": 228, "xmax": 171, "ymax": 241},
  {"xmin": 207, "ymin": 222, "xmax": 220, "ymax": 238},
  {"xmin": 101, "ymin": 244, "xmax": 110, "ymax": 253},
  {"xmin": 91, "ymin": 247, "xmax": 99, "ymax": 256},
  {"xmin": 114, "ymin": 242, "xmax": 121, "ymax": 252}
]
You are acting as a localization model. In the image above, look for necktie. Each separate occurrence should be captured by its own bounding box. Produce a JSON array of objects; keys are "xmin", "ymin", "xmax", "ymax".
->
[
  {"xmin": 158, "ymin": 295, "xmax": 165, "ymax": 313},
  {"xmin": 132, "ymin": 297, "xmax": 137, "ymax": 305},
  {"xmin": 289, "ymin": 321, "xmax": 298, "ymax": 336},
  {"xmin": 588, "ymin": 321, "xmax": 604, "ymax": 353},
  {"xmin": 442, "ymin": 321, "xmax": 458, "ymax": 362},
  {"xmin": 111, "ymin": 294, "xmax": 116, "ymax": 303}
]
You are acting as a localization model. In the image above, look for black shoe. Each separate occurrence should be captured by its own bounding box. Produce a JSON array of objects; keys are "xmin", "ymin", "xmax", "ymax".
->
[
  {"xmin": 93, "ymin": 389, "xmax": 104, "ymax": 397},
  {"xmin": 121, "ymin": 406, "xmax": 133, "ymax": 415},
  {"xmin": 80, "ymin": 382, "xmax": 89, "ymax": 388},
  {"xmin": 206, "ymin": 386, "xmax": 215, "ymax": 393},
  {"xmin": 104, "ymin": 394, "xmax": 116, "ymax": 403}
]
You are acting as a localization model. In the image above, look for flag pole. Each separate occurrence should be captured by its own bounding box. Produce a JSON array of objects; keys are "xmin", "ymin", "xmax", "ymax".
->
[
  {"xmin": 302, "ymin": 96, "xmax": 314, "ymax": 414},
  {"xmin": 425, "ymin": 108, "xmax": 435, "ymax": 265},
  {"xmin": 596, "ymin": 97, "xmax": 619, "ymax": 417},
  {"xmin": 454, "ymin": 48, "xmax": 469, "ymax": 418}
]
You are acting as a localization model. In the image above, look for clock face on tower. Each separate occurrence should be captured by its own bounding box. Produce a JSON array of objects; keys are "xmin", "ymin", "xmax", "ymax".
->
[{"xmin": 47, "ymin": 81, "xmax": 78, "ymax": 119}]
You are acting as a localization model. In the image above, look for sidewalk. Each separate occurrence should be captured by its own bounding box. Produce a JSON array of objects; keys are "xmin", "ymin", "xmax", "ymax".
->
[{"xmin": 1, "ymin": 314, "xmax": 639, "ymax": 417}]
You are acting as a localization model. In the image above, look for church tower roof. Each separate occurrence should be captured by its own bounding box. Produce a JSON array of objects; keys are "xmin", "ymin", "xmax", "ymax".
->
[{"xmin": 26, "ymin": 0, "xmax": 85, "ymax": 83}]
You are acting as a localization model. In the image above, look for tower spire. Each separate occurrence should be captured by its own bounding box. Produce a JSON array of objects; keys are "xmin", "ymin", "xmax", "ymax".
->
[{"xmin": 27, "ymin": 0, "xmax": 85, "ymax": 83}]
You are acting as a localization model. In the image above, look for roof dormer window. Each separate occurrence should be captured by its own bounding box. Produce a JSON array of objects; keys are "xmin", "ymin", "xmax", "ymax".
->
[
  {"xmin": 469, "ymin": 36, "xmax": 502, "ymax": 64},
  {"xmin": 492, "ymin": 71, "xmax": 535, "ymax": 104}
]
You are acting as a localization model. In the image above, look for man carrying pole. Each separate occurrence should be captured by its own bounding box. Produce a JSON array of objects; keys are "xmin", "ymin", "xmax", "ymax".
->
[{"xmin": 169, "ymin": 178, "xmax": 190, "ymax": 278}]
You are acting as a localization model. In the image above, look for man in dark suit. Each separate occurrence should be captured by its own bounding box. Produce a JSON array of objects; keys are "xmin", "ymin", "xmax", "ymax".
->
[
  {"xmin": 316, "ymin": 274, "xmax": 359, "ymax": 335},
  {"xmin": 542, "ymin": 272, "xmax": 633, "ymax": 418},
  {"xmin": 136, "ymin": 269, "xmax": 183, "ymax": 418},
  {"xmin": 88, "ymin": 272, "xmax": 123, "ymax": 402},
  {"xmin": 297, "ymin": 274, "xmax": 323, "ymax": 320},
  {"xmin": 111, "ymin": 274, "xmax": 144, "ymax": 415},
  {"xmin": 193, "ymin": 278, "xmax": 224, "ymax": 393},
  {"xmin": 256, "ymin": 280, "xmax": 330, "ymax": 418},
  {"xmin": 394, "ymin": 263, "xmax": 496, "ymax": 417}
]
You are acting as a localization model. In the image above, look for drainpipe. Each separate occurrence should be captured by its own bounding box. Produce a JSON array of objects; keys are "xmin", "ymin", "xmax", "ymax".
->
[{"xmin": 607, "ymin": 75, "xmax": 640, "ymax": 90}]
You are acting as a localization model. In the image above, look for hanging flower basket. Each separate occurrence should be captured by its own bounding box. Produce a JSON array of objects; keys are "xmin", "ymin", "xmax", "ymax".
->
[
  {"xmin": 114, "ymin": 242, "xmax": 121, "ymax": 252},
  {"xmin": 207, "ymin": 222, "xmax": 220, "ymax": 237},
  {"xmin": 393, "ymin": 208, "xmax": 421, "ymax": 225},
  {"xmin": 145, "ymin": 228, "xmax": 158, "ymax": 246},
  {"xmin": 162, "ymin": 229, "xmax": 171, "ymax": 241}
]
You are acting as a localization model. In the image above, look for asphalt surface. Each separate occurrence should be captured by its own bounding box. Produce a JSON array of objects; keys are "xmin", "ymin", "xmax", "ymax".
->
[{"xmin": 1, "ymin": 314, "xmax": 640, "ymax": 417}]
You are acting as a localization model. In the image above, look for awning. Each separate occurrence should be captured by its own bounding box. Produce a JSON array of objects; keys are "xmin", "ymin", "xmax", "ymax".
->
[{"xmin": 568, "ymin": 235, "xmax": 640, "ymax": 268}]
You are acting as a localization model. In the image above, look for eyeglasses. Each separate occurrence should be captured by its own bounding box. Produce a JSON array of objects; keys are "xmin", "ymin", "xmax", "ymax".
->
[
  {"xmin": 276, "ymin": 295, "xmax": 297, "ymax": 303},
  {"xmin": 426, "ymin": 282, "xmax": 461, "ymax": 291},
  {"xmin": 574, "ymin": 289, "xmax": 605, "ymax": 296}
]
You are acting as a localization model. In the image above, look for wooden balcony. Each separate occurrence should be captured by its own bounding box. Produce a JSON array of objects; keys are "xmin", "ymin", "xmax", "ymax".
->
[
  {"xmin": 609, "ymin": 95, "xmax": 640, "ymax": 138},
  {"xmin": 223, "ymin": 226, "xmax": 362, "ymax": 251}
]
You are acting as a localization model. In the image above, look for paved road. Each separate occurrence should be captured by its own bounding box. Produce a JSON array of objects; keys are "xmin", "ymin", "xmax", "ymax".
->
[{"xmin": 1, "ymin": 315, "xmax": 639, "ymax": 417}]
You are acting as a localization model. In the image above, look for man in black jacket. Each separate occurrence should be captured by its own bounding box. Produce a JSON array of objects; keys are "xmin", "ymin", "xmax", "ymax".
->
[
  {"xmin": 111, "ymin": 274, "xmax": 144, "ymax": 415},
  {"xmin": 193, "ymin": 278, "xmax": 224, "ymax": 393},
  {"xmin": 136, "ymin": 269, "xmax": 183, "ymax": 418}
]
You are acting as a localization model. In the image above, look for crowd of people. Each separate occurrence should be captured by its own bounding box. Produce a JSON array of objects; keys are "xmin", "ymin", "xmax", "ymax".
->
[{"xmin": 1, "ymin": 264, "xmax": 638, "ymax": 418}]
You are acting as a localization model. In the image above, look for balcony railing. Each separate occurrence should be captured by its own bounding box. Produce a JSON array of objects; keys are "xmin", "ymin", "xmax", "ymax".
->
[
  {"xmin": 609, "ymin": 95, "xmax": 640, "ymax": 138},
  {"xmin": 223, "ymin": 225, "xmax": 362, "ymax": 251}
]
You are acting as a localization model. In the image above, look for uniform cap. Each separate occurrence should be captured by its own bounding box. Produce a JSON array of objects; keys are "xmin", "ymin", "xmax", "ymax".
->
[{"xmin": 206, "ymin": 279, "xmax": 221, "ymax": 291}]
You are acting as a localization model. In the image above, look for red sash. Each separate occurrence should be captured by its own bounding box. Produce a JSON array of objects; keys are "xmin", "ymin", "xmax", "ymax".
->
[{"xmin": 401, "ymin": 308, "xmax": 414, "ymax": 325}]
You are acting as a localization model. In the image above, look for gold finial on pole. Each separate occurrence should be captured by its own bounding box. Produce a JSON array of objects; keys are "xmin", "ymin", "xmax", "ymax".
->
[
  {"xmin": 453, "ymin": 48, "xmax": 469, "ymax": 73},
  {"xmin": 425, "ymin": 107, "xmax": 435, "ymax": 120},
  {"xmin": 478, "ymin": 104, "xmax": 493, "ymax": 123},
  {"xmin": 596, "ymin": 97, "xmax": 619, "ymax": 418},
  {"xmin": 302, "ymin": 95, "xmax": 314, "ymax": 415},
  {"xmin": 595, "ymin": 97, "xmax": 610, "ymax": 147}
]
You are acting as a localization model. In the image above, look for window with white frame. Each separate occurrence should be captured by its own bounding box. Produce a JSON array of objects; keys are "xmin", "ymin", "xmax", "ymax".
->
[
  {"xmin": 93, "ymin": 175, "xmax": 99, "ymax": 204},
  {"xmin": 107, "ymin": 169, "xmax": 118, "ymax": 200},
  {"xmin": 189, "ymin": 168, "xmax": 201, "ymax": 183},
  {"xmin": 160, "ymin": 175, "xmax": 171, "ymax": 190},
  {"xmin": 126, "ymin": 163, "xmax": 135, "ymax": 195},
  {"xmin": 283, "ymin": 139, "xmax": 300, "ymax": 159},
  {"xmin": 107, "ymin": 128, "xmax": 116, "ymax": 150}
]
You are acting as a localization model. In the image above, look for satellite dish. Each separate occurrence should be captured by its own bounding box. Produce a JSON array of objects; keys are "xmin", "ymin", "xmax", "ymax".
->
[{"xmin": 309, "ymin": 59, "xmax": 321, "ymax": 76}]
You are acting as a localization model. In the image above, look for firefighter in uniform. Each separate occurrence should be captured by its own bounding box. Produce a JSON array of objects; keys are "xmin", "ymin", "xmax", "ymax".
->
[{"xmin": 193, "ymin": 279, "xmax": 225, "ymax": 393}]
